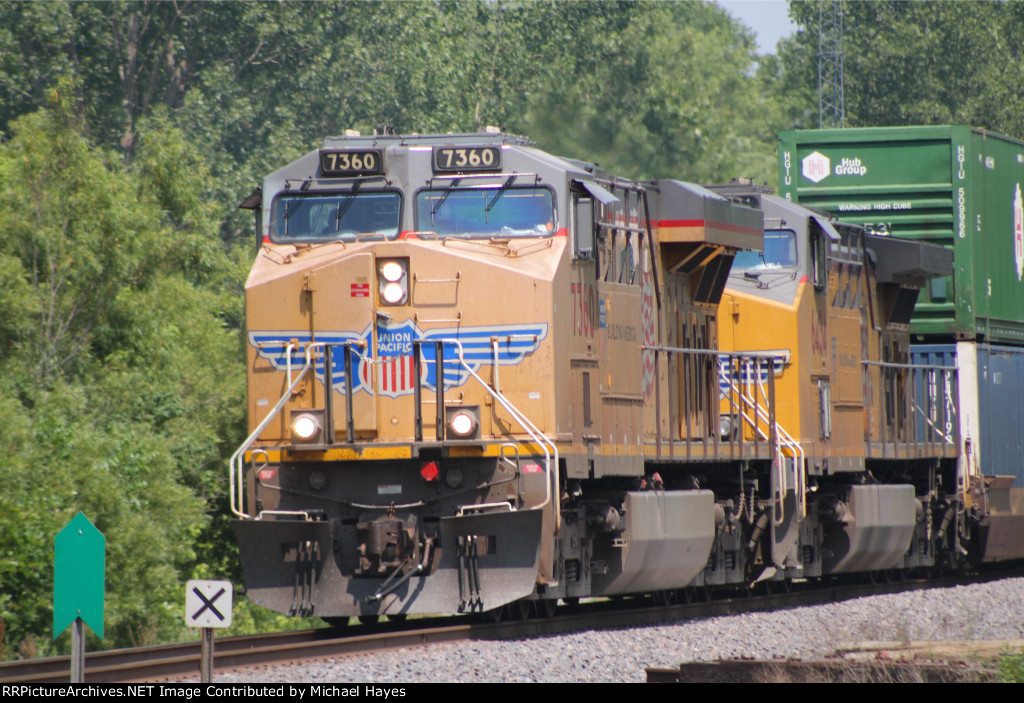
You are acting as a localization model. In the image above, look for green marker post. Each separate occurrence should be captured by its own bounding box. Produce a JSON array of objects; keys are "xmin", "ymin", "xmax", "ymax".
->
[{"xmin": 54, "ymin": 512, "xmax": 105, "ymax": 683}]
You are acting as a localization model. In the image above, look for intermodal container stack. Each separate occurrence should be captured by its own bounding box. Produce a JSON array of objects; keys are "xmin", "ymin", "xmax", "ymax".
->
[{"xmin": 779, "ymin": 126, "xmax": 1024, "ymax": 484}]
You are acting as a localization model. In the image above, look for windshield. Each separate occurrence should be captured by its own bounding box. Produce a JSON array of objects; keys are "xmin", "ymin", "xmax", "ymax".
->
[
  {"xmin": 272, "ymin": 191, "xmax": 401, "ymax": 242},
  {"xmin": 416, "ymin": 187, "xmax": 555, "ymax": 238},
  {"xmin": 732, "ymin": 229, "xmax": 797, "ymax": 270}
]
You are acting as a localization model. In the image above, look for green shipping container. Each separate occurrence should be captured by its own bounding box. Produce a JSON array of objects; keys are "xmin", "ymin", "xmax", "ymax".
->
[{"xmin": 779, "ymin": 126, "xmax": 1024, "ymax": 344}]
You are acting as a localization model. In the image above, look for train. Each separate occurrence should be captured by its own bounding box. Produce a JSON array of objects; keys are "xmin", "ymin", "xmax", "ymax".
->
[{"xmin": 229, "ymin": 130, "xmax": 1024, "ymax": 622}]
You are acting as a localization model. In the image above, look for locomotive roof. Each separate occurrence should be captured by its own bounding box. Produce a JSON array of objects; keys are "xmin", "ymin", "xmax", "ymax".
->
[
  {"xmin": 322, "ymin": 131, "xmax": 534, "ymax": 149},
  {"xmin": 708, "ymin": 183, "xmax": 841, "ymax": 242},
  {"xmin": 255, "ymin": 132, "xmax": 625, "ymax": 202}
]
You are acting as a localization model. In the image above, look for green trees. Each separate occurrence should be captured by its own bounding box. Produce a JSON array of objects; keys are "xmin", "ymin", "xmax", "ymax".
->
[
  {"xmin": 513, "ymin": 1, "xmax": 789, "ymax": 184},
  {"xmin": 784, "ymin": 1, "xmax": 1024, "ymax": 136},
  {"xmin": 0, "ymin": 93, "xmax": 243, "ymax": 654}
]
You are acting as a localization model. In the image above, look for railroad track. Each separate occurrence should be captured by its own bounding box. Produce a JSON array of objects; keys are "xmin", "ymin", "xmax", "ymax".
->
[{"xmin": 2, "ymin": 569, "xmax": 1017, "ymax": 683}]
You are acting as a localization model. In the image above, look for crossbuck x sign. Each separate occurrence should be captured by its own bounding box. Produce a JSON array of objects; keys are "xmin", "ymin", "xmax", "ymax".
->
[{"xmin": 185, "ymin": 579, "xmax": 233, "ymax": 628}]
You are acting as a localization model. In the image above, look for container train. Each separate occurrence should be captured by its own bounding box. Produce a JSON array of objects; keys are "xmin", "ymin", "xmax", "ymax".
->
[{"xmin": 230, "ymin": 130, "xmax": 1024, "ymax": 622}]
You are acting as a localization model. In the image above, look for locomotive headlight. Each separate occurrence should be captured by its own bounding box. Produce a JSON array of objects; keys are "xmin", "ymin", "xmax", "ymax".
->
[
  {"xmin": 719, "ymin": 414, "xmax": 735, "ymax": 440},
  {"xmin": 377, "ymin": 258, "xmax": 408, "ymax": 305},
  {"xmin": 450, "ymin": 412, "xmax": 475, "ymax": 436},
  {"xmin": 380, "ymin": 261, "xmax": 404, "ymax": 282},
  {"xmin": 382, "ymin": 282, "xmax": 406, "ymax": 304},
  {"xmin": 290, "ymin": 410, "xmax": 324, "ymax": 443},
  {"xmin": 293, "ymin": 414, "xmax": 320, "ymax": 439},
  {"xmin": 446, "ymin": 406, "xmax": 480, "ymax": 439}
]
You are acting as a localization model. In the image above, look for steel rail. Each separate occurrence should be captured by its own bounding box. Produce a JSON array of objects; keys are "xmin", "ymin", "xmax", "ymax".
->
[{"xmin": 5, "ymin": 568, "xmax": 1020, "ymax": 684}]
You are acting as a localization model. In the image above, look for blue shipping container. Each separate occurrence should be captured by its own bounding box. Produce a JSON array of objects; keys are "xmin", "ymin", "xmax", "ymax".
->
[{"xmin": 911, "ymin": 342, "xmax": 1024, "ymax": 486}]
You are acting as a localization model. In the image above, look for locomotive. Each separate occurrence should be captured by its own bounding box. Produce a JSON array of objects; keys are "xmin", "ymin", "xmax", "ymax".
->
[
  {"xmin": 711, "ymin": 182, "xmax": 959, "ymax": 578},
  {"xmin": 230, "ymin": 131, "xmax": 1011, "ymax": 622}
]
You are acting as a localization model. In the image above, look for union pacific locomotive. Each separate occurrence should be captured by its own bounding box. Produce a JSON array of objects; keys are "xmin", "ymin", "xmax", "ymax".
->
[{"xmin": 230, "ymin": 131, "xmax": 1022, "ymax": 622}]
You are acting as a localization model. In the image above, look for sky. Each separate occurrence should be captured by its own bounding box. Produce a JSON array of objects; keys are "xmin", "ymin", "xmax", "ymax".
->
[{"xmin": 717, "ymin": 0, "xmax": 800, "ymax": 54}]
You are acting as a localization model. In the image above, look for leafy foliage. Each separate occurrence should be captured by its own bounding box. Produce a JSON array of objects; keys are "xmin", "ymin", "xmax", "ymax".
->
[
  {"xmin": 784, "ymin": 0, "xmax": 1024, "ymax": 136},
  {"xmin": 0, "ymin": 89, "xmax": 242, "ymax": 654},
  {"xmin": 512, "ymin": 1, "xmax": 788, "ymax": 184}
]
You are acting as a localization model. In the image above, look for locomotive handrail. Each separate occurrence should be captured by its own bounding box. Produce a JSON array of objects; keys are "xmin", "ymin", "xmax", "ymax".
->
[
  {"xmin": 749, "ymin": 356, "xmax": 804, "ymax": 520},
  {"xmin": 728, "ymin": 355, "xmax": 806, "ymax": 523},
  {"xmin": 425, "ymin": 337, "xmax": 560, "ymax": 530},
  {"xmin": 645, "ymin": 345, "xmax": 802, "ymax": 526},
  {"xmin": 719, "ymin": 354, "xmax": 804, "ymax": 524},
  {"xmin": 490, "ymin": 335, "xmax": 542, "ymax": 395},
  {"xmin": 913, "ymin": 400, "xmax": 956, "ymax": 443},
  {"xmin": 230, "ymin": 341, "xmax": 327, "ymax": 519},
  {"xmin": 414, "ymin": 312, "xmax": 462, "ymax": 324},
  {"xmin": 413, "ymin": 271, "xmax": 462, "ymax": 284},
  {"xmin": 862, "ymin": 359, "xmax": 959, "ymax": 450},
  {"xmin": 862, "ymin": 360, "xmax": 958, "ymax": 371},
  {"xmin": 427, "ymin": 171, "xmax": 539, "ymax": 185},
  {"xmin": 498, "ymin": 442, "xmax": 527, "ymax": 500}
]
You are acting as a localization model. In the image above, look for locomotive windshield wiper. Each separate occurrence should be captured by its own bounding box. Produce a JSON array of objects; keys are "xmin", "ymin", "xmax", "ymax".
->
[
  {"xmin": 431, "ymin": 177, "xmax": 461, "ymax": 218},
  {"xmin": 485, "ymin": 175, "xmax": 516, "ymax": 215},
  {"xmin": 283, "ymin": 199, "xmax": 293, "ymax": 236},
  {"xmin": 334, "ymin": 181, "xmax": 362, "ymax": 230}
]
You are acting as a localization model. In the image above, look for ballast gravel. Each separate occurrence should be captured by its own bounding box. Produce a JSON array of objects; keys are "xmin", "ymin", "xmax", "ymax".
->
[{"xmin": 205, "ymin": 578, "xmax": 1024, "ymax": 683}]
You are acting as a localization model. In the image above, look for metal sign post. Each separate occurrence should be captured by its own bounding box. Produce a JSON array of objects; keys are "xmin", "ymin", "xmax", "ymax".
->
[
  {"xmin": 185, "ymin": 579, "xmax": 233, "ymax": 683},
  {"xmin": 53, "ymin": 512, "xmax": 106, "ymax": 683},
  {"xmin": 70, "ymin": 619, "xmax": 84, "ymax": 683}
]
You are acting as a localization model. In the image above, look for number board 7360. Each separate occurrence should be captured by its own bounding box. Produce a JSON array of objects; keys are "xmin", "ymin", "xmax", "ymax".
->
[
  {"xmin": 319, "ymin": 149, "xmax": 384, "ymax": 177},
  {"xmin": 432, "ymin": 146, "xmax": 502, "ymax": 173}
]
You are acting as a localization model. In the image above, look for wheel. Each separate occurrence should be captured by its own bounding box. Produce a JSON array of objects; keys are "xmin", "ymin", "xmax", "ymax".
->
[
  {"xmin": 535, "ymin": 599, "xmax": 558, "ymax": 618},
  {"xmin": 677, "ymin": 586, "xmax": 697, "ymax": 603},
  {"xmin": 323, "ymin": 617, "xmax": 350, "ymax": 628},
  {"xmin": 357, "ymin": 614, "xmax": 380, "ymax": 625},
  {"xmin": 651, "ymin": 589, "xmax": 675, "ymax": 607},
  {"xmin": 562, "ymin": 597, "xmax": 580, "ymax": 611},
  {"xmin": 480, "ymin": 607, "xmax": 503, "ymax": 623},
  {"xmin": 387, "ymin": 613, "xmax": 408, "ymax": 623},
  {"xmin": 780, "ymin": 578, "xmax": 793, "ymax": 593},
  {"xmin": 758, "ymin": 580, "xmax": 775, "ymax": 596},
  {"xmin": 506, "ymin": 599, "xmax": 532, "ymax": 620}
]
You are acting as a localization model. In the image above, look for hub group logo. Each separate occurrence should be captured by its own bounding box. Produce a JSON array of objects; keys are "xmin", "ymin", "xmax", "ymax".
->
[
  {"xmin": 801, "ymin": 152, "xmax": 830, "ymax": 183},
  {"xmin": 801, "ymin": 152, "xmax": 868, "ymax": 183}
]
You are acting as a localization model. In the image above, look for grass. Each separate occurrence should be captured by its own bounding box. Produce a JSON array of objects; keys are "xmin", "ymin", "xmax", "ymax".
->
[{"xmin": 998, "ymin": 651, "xmax": 1024, "ymax": 683}]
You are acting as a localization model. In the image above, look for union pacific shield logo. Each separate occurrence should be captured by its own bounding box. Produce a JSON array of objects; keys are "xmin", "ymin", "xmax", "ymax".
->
[
  {"xmin": 250, "ymin": 321, "xmax": 548, "ymax": 398},
  {"xmin": 369, "ymin": 355, "xmax": 418, "ymax": 397},
  {"xmin": 369, "ymin": 319, "xmax": 422, "ymax": 398}
]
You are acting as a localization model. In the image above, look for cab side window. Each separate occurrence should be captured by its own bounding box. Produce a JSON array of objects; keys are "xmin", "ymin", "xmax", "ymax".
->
[
  {"xmin": 810, "ymin": 223, "xmax": 827, "ymax": 291},
  {"xmin": 573, "ymin": 196, "xmax": 595, "ymax": 260}
]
